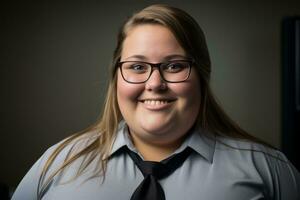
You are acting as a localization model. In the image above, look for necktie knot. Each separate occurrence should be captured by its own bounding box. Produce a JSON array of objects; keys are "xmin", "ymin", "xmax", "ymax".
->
[{"xmin": 140, "ymin": 161, "xmax": 164, "ymax": 178}]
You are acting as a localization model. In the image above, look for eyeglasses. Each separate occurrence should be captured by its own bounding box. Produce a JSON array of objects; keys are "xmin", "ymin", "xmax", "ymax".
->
[{"xmin": 118, "ymin": 60, "xmax": 193, "ymax": 84}]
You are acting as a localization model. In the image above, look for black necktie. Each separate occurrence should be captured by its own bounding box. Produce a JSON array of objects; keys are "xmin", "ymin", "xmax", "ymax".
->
[{"xmin": 125, "ymin": 146, "xmax": 192, "ymax": 200}]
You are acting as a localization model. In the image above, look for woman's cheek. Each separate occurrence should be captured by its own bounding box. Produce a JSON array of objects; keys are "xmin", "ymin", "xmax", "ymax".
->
[{"xmin": 117, "ymin": 74, "xmax": 144, "ymax": 103}]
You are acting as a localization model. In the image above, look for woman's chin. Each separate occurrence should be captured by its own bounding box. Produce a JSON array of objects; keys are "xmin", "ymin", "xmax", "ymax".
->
[{"xmin": 139, "ymin": 120, "xmax": 173, "ymax": 136}]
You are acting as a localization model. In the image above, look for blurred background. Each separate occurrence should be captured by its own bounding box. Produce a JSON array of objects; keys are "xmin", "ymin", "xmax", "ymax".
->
[{"xmin": 1, "ymin": 0, "xmax": 300, "ymax": 193}]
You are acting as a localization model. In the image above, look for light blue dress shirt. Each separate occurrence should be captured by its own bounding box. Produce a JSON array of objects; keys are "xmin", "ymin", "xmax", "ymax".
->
[{"xmin": 12, "ymin": 122, "xmax": 300, "ymax": 200}]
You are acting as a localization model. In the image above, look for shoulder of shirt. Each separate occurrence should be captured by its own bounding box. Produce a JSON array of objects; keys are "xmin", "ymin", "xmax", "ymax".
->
[
  {"xmin": 215, "ymin": 135, "xmax": 289, "ymax": 163},
  {"xmin": 39, "ymin": 130, "xmax": 101, "ymax": 172}
]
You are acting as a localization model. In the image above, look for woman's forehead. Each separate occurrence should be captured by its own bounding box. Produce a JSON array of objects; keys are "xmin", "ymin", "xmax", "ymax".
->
[{"xmin": 121, "ymin": 24, "xmax": 186, "ymax": 62}]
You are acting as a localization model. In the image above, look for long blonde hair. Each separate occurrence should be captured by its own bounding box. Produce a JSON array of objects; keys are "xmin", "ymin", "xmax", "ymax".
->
[{"xmin": 38, "ymin": 4, "xmax": 272, "ymax": 198}]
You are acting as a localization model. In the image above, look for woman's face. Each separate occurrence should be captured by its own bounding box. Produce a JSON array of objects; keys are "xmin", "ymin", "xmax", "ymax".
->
[{"xmin": 117, "ymin": 24, "xmax": 201, "ymax": 147}]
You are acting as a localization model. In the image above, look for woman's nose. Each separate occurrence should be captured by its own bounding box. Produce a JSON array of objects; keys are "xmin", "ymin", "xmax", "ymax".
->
[{"xmin": 145, "ymin": 69, "xmax": 167, "ymax": 91}]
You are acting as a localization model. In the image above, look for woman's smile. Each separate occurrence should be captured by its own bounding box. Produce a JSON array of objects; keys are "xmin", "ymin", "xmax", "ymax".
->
[{"xmin": 138, "ymin": 98, "xmax": 177, "ymax": 111}]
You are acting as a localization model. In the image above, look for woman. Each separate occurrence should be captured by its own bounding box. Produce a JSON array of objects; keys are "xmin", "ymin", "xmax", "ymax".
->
[{"xmin": 12, "ymin": 4, "xmax": 300, "ymax": 200}]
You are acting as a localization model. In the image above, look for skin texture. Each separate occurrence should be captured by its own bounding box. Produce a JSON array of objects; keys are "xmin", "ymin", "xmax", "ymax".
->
[{"xmin": 117, "ymin": 24, "xmax": 201, "ymax": 161}]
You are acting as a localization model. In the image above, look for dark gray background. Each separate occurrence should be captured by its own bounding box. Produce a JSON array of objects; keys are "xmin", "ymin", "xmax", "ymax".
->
[{"xmin": 1, "ymin": 0, "xmax": 300, "ymax": 187}]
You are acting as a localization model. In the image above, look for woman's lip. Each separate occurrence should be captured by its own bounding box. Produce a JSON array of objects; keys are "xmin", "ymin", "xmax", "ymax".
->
[
  {"xmin": 138, "ymin": 99, "xmax": 176, "ymax": 111},
  {"xmin": 138, "ymin": 98, "xmax": 177, "ymax": 102}
]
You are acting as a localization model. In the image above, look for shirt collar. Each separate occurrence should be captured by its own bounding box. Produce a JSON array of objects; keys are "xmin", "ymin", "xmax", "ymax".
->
[
  {"xmin": 109, "ymin": 121, "xmax": 131, "ymax": 155},
  {"xmin": 109, "ymin": 121, "xmax": 215, "ymax": 163},
  {"xmin": 183, "ymin": 127, "xmax": 215, "ymax": 163}
]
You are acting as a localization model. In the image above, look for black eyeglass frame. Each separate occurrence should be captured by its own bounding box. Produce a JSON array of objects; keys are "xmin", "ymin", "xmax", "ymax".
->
[{"xmin": 118, "ymin": 60, "xmax": 194, "ymax": 84}]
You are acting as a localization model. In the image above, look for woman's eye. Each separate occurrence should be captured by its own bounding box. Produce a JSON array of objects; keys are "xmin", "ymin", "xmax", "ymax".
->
[
  {"xmin": 165, "ymin": 62, "xmax": 185, "ymax": 72},
  {"xmin": 132, "ymin": 65, "xmax": 144, "ymax": 70},
  {"xmin": 129, "ymin": 64, "xmax": 148, "ymax": 73}
]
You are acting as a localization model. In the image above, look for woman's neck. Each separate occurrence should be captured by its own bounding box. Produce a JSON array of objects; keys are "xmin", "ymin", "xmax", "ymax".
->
[{"xmin": 130, "ymin": 134, "xmax": 185, "ymax": 162}]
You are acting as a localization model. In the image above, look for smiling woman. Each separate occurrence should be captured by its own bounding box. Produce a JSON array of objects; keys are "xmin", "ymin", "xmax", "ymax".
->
[{"xmin": 12, "ymin": 4, "xmax": 300, "ymax": 200}]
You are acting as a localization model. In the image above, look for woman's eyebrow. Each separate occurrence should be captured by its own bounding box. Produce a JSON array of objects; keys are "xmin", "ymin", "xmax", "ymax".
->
[
  {"xmin": 163, "ymin": 54, "xmax": 188, "ymax": 60},
  {"xmin": 122, "ymin": 55, "xmax": 147, "ymax": 61},
  {"xmin": 123, "ymin": 54, "xmax": 188, "ymax": 61}
]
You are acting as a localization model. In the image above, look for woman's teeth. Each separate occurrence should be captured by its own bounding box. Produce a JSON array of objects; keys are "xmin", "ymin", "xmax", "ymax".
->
[{"xmin": 143, "ymin": 100, "xmax": 169, "ymax": 105}]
